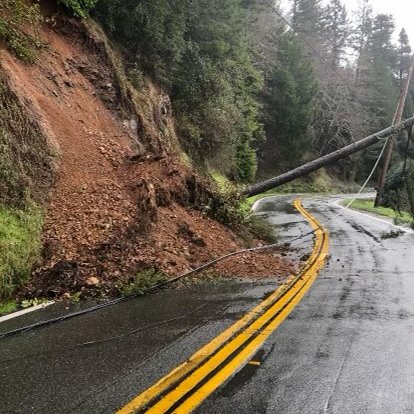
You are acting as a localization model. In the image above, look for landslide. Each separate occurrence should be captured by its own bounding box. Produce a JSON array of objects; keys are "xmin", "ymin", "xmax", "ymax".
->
[{"xmin": 0, "ymin": 17, "xmax": 296, "ymax": 299}]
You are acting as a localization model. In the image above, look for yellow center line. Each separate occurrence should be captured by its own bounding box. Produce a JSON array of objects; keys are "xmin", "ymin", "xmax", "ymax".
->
[
  {"xmin": 116, "ymin": 199, "xmax": 329, "ymax": 414},
  {"xmin": 173, "ymin": 204, "xmax": 328, "ymax": 413}
]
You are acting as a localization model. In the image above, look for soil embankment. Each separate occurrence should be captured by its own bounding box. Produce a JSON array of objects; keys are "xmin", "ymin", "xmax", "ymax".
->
[{"xmin": 1, "ymin": 19, "xmax": 297, "ymax": 298}]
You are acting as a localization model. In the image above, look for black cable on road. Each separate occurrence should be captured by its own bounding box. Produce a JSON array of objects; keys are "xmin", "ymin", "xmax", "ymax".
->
[
  {"xmin": 0, "ymin": 241, "xmax": 293, "ymax": 340},
  {"xmin": 0, "ymin": 303, "xmax": 208, "ymax": 365}
]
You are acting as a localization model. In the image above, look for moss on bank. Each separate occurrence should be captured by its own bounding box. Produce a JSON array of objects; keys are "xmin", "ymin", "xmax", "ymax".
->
[
  {"xmin": 0, "ymin": 205, "xmax": 43, "ymax": 300},
  {"xmin": 0, "ymin": 66, "xmax": 54, "ymax": 301}
]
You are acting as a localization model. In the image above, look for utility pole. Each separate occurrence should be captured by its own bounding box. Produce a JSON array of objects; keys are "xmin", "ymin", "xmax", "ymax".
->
[
  {"xmin": 374, "ymin": 56, "xmax": 414, "ymax": 207},
  {"xmin": 243, "ymin": 116, "xmax": 414, "ymax": 198}
]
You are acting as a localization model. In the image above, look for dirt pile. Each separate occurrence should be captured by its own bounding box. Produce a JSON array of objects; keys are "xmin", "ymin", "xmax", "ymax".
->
[{"xmin": 0, "ymin": 18, "xmax": 298, "ymax": 299}]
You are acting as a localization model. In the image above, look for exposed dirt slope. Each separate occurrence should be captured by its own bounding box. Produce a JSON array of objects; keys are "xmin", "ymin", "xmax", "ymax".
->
[{"xmin": 0, "ymin": 19, "xmax": 297, "ymax": 298}]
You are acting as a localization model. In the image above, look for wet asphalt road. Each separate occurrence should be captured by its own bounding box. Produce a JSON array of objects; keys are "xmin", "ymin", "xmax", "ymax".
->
[{"xmin": 1, "ymin": 195, "xmax": 414, "ymax": 413}]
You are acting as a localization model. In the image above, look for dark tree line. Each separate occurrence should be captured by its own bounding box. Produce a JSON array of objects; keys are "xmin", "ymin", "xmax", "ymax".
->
[
  {"xmin": 287, "ymin": 0, "xmax": 413, "ymax": 212},
  {"xmin": 60, "ymin": 0, "xmax": 414, "ymax": 207},
  {"xmin": 91, "ymin": 0, "xmax": 319, "ymax": 181}
]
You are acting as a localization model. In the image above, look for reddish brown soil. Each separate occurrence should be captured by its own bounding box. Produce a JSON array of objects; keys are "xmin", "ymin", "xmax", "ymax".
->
[
  {"xmin": 0, "ymin": 21, "xmax": 299, "ymax": 299},
  {"xmin": 214, "ymin": 249, "xmax": 298, "ymax": 278}
]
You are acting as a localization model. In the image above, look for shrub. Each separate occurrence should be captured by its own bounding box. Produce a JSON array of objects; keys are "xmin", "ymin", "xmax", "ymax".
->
[
  {"xmin": 120, "ymin": 268, "xmax": 168, "ymax": 296},
  {"xmin": 58, "ymin": 0, "xmax": 98, "ymax": 18},
  {"xmin": 383, "ymin": 160, "xmax": 414, "ymax": 217}
]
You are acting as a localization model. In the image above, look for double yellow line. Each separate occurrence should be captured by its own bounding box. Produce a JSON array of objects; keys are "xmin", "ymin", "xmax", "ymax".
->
[{"xmin": 117, "ymin": 199, "xmax": 329, "ymax": 414}]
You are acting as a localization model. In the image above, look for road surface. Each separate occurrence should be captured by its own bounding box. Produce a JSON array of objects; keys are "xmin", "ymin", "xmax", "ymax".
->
[{"xmin": 1, "ymin": 195, "xmax": 413, "ymax": 413}]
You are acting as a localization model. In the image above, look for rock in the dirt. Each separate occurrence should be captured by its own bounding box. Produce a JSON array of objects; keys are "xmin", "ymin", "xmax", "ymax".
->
[
  {"xmin": 85, "ymin": 276, "xmax": 100, "ymax": 286},
  {"xmin": 60, "ymin": 292, "xmax": 71, "ymax": 300}
]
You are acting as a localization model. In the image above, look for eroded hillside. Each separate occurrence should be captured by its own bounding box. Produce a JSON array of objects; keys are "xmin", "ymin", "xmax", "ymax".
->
[{"xmin": 0, "ymin": 17, "xmax": 296, "ymax": 300}]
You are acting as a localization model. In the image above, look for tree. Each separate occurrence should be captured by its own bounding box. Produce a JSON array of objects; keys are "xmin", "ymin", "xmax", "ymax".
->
[
  {"xmin": 396, "ymin": 28, "xmax": 412, "ymax": 86},
  {"xmin": 58, "ymin": 0, "xmax": 98, "ymax": 17},
  {"xmin": 291, "ymin": 0, "xmax": 322, "ymax": 36},
  {"xmin": 368, "ymin": 13, "xmax": 396, "ymax": 66},
  {"xmin": 177, "ymin": 0, "xmax": 264, "ymax": 181},
  {"xmin": 94, "ymin": 0, "xmax": 188, "ymax": 87},
  {"xmin": 352, "ymin": 0, "xmax": 373, "ymax": 79},
  {"xmin": 366, "ymin": 14, "xmax": 398, "ymax": 128},
  {"xmin": 95, "ymin": 0, "xmax": 263, "ymax": 182},
  {"xmin": 320, "ymin": 0, "xmax": 349, "ymax": 68},
  {"xmin": 258, "ymin": 33, "xmax": 318, "ymax": 172}
]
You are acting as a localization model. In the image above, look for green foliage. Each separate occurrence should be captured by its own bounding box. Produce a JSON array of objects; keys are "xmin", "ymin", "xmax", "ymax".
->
[
  {"xmin": 382, "ymin": 160, "xmax": 414, "ymax": 218},
  {"xmin": 209, "ymin": 173, "xmax": 277, "ymax": 243},
  {"xmin": 0, "ymin": 70, "xmax": 55, "ymax": 209},
  {"xmin": 0, "ymin": 205, "xmax": 43, "ymax": 300},
  {"xmin": 94, "ymin": 0, "xmax": 187, "ymax": 86},
  {"xmin": 95, "ymin": 0, "xmax": 262, "ymax": 182},
  {"xmin": 0, "ymin": 69, "xmax": 52, "ymax": 301},
  {"xmin": 0, "ymin": 300, "xmax": 17, "ymax": 316},
  {"xmin": 259, "ymin": 33, "xmax": 317, "ymax": 172},
  {"xmin": 357, "ymin": 13, "xmax": 399, "ymax": 132},
  {"xmin": 58, "ymin": 0, "xmax": 98, "ymax": 18},
  {"xmin": 244, "ymin": 215, "xmax": 278, "ymax": 244},
  {"xmin": 346, "ymin": 198, "xmax": 413, "ymax": 227},
  {"xmin": 233, "ymin": 141, "xmax": 257, "ymax": 182},
  {"xmin": 0, "ymin": 0, "xmax": 42, "ymax": 62},
  {"xmin": 291, "ymin": 0, "xmax": 322, "ymax": 35},
  {"xmin": 120, "ymin": 268, "xmax": 168, "ymax": 296}
]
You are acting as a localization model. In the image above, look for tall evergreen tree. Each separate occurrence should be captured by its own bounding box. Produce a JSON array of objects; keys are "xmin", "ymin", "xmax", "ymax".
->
[
  {"xmin": 258, "ymin": 33, "xmax": 317, "ymax": 171},
  {"xmin": 366, "ymin": 14, "xmax": 398, "ymax": 128},
  {"xmin": 352, "ymin": 0, "xmax": 373, "ymax": 79},
  {"xmin": 291, "ymin": 0, "xmax": 321, "ymax": 36},
  {"xmin": 396, "ymin": 28, "xmax": 412, "ymax": 86},
  {"xmin": 320, "ymin": 0, "xmax": 349, "ymax": 68}
]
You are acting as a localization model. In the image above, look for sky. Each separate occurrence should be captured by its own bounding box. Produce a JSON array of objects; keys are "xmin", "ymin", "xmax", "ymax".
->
[
  {"xmin": 343, "ymin": 0, "xmax": 414, "ymax": 44},
  {"xmin": 280, "ymin": 0, "xmax": 414, "ymax": 46}
]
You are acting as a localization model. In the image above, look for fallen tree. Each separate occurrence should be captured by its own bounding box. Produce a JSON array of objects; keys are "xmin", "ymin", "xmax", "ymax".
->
[{"xmin": 243, "ymin": 116, "xmax": 414, "ymax": 198}]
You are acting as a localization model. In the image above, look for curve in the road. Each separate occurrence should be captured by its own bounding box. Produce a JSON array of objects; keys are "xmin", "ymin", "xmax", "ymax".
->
[{"xmin": 116, "ymin": 199, "xmax": 329, "ymax": 414}]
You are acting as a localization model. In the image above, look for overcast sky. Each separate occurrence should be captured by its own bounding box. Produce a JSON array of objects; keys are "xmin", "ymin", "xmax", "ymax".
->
[{"xmin": 280, "ymin": 0, "xmax": 414, "ymax": 45}]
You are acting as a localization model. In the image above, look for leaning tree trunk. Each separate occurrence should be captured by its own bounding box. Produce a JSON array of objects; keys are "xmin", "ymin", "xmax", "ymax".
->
[{"xmin": 243, "ymin": 116, "xmax": 414, "ymax": 198}]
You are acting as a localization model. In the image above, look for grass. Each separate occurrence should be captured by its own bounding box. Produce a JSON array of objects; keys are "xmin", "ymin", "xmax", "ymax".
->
[
  {"xmin": 0, "ymin": 299, "xmax": 17, "ymax": 316},
  {"xmin": 119, "ymin": 268, "xmax": 169, "ymax": 296},
  {"xmin": 0, "ymin": 0, "xmax": 43, "ymax": 63},
  {"xmin": 344, "ymin": 198, "xmax": 414, "ymax": 226},
  {"xmin": 211, "ymin": 172, "xmax": 232, "ymax": 191},
  {"xmin": 241, "ymin": 169, "xmax": 360, "ymax": 210},
  {"xmin": 0, "ymin": 204, "xmax": 43, "ymax": 300}
]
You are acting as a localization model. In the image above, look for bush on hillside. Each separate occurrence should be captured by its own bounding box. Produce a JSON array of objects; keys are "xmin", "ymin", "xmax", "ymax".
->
[
  {"xmin": 58, "ymin": 0, "xmax": 98, "ymax": 18},
  {"xmin": 383, "ymin": 160, "xmax": 414, "ymax": 217}
]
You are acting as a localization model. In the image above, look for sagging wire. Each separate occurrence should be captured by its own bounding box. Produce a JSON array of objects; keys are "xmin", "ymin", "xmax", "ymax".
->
[
  {"xmin": 0, "ymin": 303, "xmax": 208, "ymax": 365},
  {"xmin": 0, "ymin": 240, "xmax": 286, "ymax": 340},
  {"xmin": 0, "ymin": 127, "xmax": 407, "ymax": 342}
]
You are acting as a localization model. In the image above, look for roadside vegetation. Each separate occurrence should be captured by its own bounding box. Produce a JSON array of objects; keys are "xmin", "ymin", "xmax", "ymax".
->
[
  {"xmin": 0, "ymin": 57, "xmax": 53, "ymax": 304},
  {"xmin": 344, "ymin": 198, "xmax": 414, "ymax": 228},
  {"xmin": 119, "ymin": 268, "xmax": 168, "ymax": 296},
  {"xmin": 0, "ymin": 0, "xmax": 43, "ymax": 63},
  {"xmin": 244, "ymin": 169, "xmax": 359, "ymax": 209},
  {"xmin": 1, "ymin": 0, "xmax": 414, "ymax": 305},
  {"xmin": 0, "ymin": 205, "xmax": 43, "ymax": 300},
  {"xmin": 211, "ymin": 172, "xmax": 278, "ymax": 245},
  {"xmin": 0, "ymin": 300, "xmax": 17, "ymax": 316}
]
